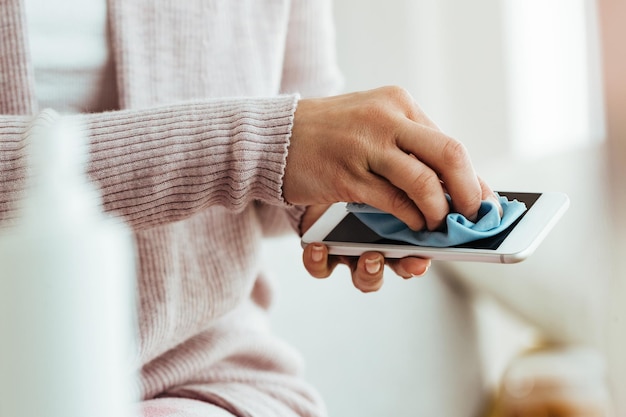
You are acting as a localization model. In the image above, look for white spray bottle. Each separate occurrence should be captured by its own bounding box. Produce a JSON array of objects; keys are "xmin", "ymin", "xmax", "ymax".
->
[{"xmin": 0, "ymin": 111, "xmax": 138, "ymax": 417}]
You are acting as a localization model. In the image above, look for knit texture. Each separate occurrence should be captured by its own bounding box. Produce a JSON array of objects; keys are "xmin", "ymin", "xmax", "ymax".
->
[
  {"xmin": 0, "ymin": 1, "xmax": 342, "ymax": 416},
  {"xmin": 0, "ymin": 0, "xmax": 37, "ymax": 115}
]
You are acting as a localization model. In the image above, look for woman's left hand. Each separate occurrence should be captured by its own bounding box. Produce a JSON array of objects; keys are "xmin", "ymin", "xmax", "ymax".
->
[{"xmin": 301, "ymin": 205, "xmax": 431, "ymax": 292}]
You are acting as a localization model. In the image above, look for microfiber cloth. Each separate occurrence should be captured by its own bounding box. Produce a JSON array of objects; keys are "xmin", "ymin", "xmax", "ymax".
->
[{"xmin": 347, "ymin": 194, "xmax": 527, "ymax": 247}]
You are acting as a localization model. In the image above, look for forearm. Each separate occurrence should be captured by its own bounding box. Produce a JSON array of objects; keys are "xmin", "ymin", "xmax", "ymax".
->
[
  {"xmin": 0, "ymin": 114, "xmax": 33, "ymax": 224},
  {"xmin": 0, "ymin": 95, "xmax": 299, "ymax": 230}
]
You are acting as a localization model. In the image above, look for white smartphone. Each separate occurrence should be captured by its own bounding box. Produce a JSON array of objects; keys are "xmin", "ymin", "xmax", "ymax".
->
[{"xmin": 301, "ymin": 191, "xmax": 570, "ymax": 264}]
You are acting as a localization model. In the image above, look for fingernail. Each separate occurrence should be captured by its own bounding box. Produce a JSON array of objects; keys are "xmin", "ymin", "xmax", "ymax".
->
[
  {"xmin": 405, "ymin": 267, "xmax": 427, "ymax": 278},
  {"xmin": 311, "ymin": 244, "xmax": 324, "ymax": 262},
  {"xmin": 365, "ymin": 258, "xmax": 382, "ymax": 275}
]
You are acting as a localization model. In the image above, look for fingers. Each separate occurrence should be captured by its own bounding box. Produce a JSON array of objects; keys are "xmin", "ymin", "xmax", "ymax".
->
[
  {"xmin": 353, "ymin": 252, "xmax": 384, "ymax": 292},
  {"xmin": 478, "ymin": 176, "xmax": 503, "ymax": 216},
  {"xmin": 391, "ymin": 122, "xmax": 483, "ymax": 222},
  {"xmin": 351, "ymin": 173, "xmax": 427, "ymax": 231},
  {"xmin": 386, "ymin": 257, "xmax": 431, "ymax": 279},
  {"xmin": 360, "ymin": 88, "xmax": 483, "ymax": 227},
  {"xmin": 351, "ymin": 254, "xmax": 431, "ymax": 292},
  {"xmin": 303, "ymin": 242, "xmax": 431, "ymax": 293},
  {"xmin": 353, "ymin": 255, "xmax": 430, "ymax": 292},
  {"xmin": 302, "ymin": 243, "xmax": 384, "ymax": 292},
  {"xmin": 302, "ymin": 243, "xmax": 342, "ymax": 279},
  {"xmin": 372, "ymin": 148, "xmax": 448, "ymax": 230},
  {"xmin": 286, "ymin": 86, "xmax": 495, "ymax": 232}
]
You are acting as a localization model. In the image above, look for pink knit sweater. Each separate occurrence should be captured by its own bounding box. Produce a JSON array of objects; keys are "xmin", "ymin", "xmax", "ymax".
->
[{"xmin": 0, "ymin": 1, "xmax": 342, "ymax": 416}]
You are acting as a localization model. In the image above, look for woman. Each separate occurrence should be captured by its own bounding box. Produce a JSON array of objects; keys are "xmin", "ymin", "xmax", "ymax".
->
[{"xmin": 0, "ymin": 1, "xmax": 496, "ymax": 415}]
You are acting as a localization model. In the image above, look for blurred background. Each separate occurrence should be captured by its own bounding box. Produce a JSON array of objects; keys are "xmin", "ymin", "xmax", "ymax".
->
[{"xmin": 266, "ymin": 0, "xmax": 625, "ymax": 416}]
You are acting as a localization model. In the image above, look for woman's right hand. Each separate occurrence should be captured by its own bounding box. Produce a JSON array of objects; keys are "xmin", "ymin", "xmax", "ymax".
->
[
  {"xmin": 300, "ymin": 204, "xmax": 431, "ymax": 293},
  {"xmin": 283, "ymin": 86, "xmax": 498, "ymax": 231}
]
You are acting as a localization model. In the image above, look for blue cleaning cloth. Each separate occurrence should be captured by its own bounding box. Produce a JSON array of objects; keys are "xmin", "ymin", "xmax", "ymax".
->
[{"xmin": 347, "ymin": 195, "xmax": 527, "ymax": 247}]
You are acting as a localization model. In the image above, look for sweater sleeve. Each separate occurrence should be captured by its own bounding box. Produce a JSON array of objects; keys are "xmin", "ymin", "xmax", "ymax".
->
[
  {"xmin": 0, "ymin": 95, "xmax": 299, "ymax": 230},
  {"xmin": 0, "ymin": 115, "xmax": 31, "ymax": 224}
]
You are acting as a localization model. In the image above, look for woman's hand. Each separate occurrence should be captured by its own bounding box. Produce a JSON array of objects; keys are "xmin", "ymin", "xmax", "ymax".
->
[
  {"xmin": 284, "ymin": 86, "xmax": 499, "ymax": 232},
  {"xmin": 289, "ymin": 86, "xmax": 500, "ymax": 291},
  {"xmin": 300, "ymin": 204, "xmax": 431, "ymax": 292}
]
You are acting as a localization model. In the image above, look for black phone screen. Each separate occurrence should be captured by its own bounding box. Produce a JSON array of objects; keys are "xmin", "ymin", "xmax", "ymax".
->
[{"xmin": 323, "ymin": 192, "xmax": 541, "ymax": 250}]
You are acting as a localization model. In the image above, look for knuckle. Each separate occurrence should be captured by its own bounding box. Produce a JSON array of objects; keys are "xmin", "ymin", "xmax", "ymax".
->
[
  {"xmin": 389, "ymin": 190, "xmax": 414, "ymax": 215},
  {"xmin": 453, "ymin": 189, "xmax": 482, "ymax": 216},
  {"xmin": 442, "ymin": 138, "xmax": 471, "ymax": 170},
  {"xmin": 381, "ymin": 86, "xmax": 417, "ymax": 118},
  {"xmin": 387, "ymin": 190, "xmax": 424, "ymax": 230},
  {"xmin": 360, "ymin": 87, "xmax": 417, "ymax": 141},
  {"xmin": 381, "ymin": 85, "xmax": 413, "ymax": 105},
  {"xmin": 409, "ymin": 169, "xmax": 440, "ymax": 198},
  {"xmin": 408, "ymin": 171, "xmax": 447, "ymax": 228}
]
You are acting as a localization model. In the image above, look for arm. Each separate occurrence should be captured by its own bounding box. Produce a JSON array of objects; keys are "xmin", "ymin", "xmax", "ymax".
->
[
  {"xmin": 0, "ymin": 95, "xmax": 299, "ymax": 230},
  {"xmin": 0, "ymin": 115, "xmax": 31, "ymax": 224}
]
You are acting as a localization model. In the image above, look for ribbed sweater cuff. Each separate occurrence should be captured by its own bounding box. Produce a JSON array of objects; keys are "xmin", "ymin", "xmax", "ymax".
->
[{"xmin": 68, "ymin": 95, "xmax": 299, "ymax": 228}]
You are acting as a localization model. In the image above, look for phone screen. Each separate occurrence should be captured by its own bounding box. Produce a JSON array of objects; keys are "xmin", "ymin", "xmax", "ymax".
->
[{"xmin": 323, "ymin": 192, "xmax": 541, "ymax": 250}]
